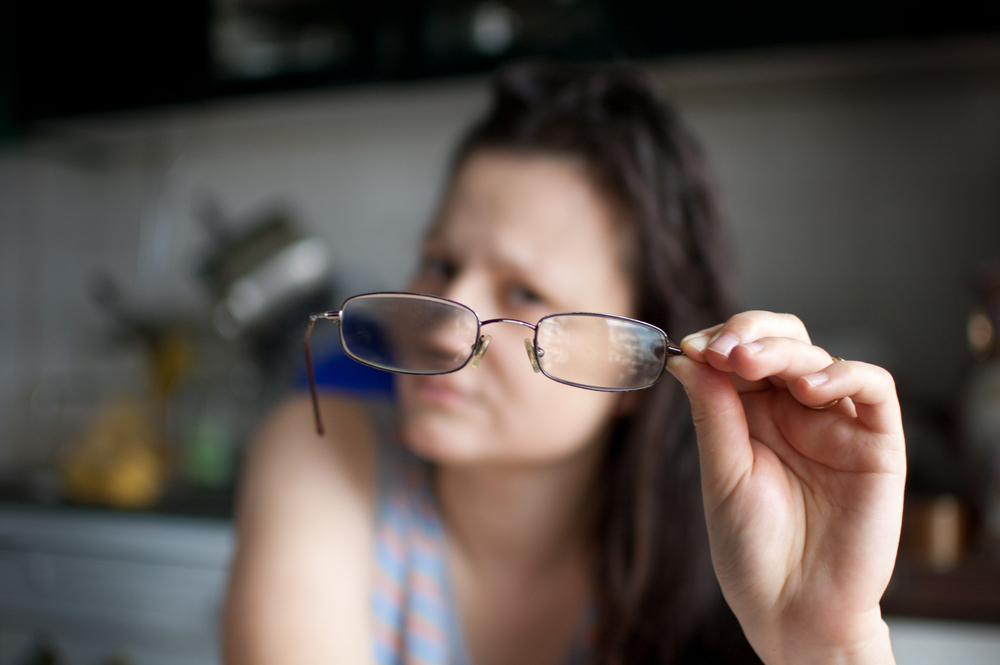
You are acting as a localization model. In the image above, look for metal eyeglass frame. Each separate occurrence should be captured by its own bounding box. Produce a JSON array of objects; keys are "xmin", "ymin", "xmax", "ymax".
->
[{"xmin": 303, "ymin": 292, "xmax": 684, "ymax": 435}]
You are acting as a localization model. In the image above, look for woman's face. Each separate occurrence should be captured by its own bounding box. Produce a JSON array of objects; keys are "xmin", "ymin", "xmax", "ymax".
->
[{"xmin": 397, "ymin": 150, "xmax": 636, "ymax": 466}]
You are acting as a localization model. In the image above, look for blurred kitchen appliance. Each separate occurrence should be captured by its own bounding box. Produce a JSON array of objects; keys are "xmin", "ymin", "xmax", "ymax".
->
[
  {"xmin": 199, "ymin": 200, "xmax": 334, "ymax": 366},
  {"xmin": 60, "ymin": 275, "xmax": 200, "ymax": 509}
]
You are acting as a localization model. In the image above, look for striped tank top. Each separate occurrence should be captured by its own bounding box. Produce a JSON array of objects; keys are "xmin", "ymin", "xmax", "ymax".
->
[{"xmin": 369, "ymin": 418, "xmax": 596, "ymax": 665}]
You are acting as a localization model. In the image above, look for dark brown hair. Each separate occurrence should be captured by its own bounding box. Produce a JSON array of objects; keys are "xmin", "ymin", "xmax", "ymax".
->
[{"xmin": 452, "ymin": 62, "xmax": 760, "ymax": 665}]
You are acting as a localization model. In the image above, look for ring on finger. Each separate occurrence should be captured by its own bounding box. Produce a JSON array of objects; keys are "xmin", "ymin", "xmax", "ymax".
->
[{"xmin": 807, "ymin": 356, "xmax": 846, "ymax": 410}]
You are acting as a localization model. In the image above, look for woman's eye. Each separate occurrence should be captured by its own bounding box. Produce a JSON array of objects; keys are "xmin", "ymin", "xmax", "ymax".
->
[
  {"xmin": 508, "ymin": 285, "xmax": 543, "ymax": 305},
  {"xmin": 420, "ymin": 256, "xmax": 457, "ymax": 282}
]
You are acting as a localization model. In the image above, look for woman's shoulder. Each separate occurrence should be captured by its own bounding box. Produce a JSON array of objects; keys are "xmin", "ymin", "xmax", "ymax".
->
[
  {"xmin": 238, "ymin": 392, "xmax": 435, "ymax": 534},
  {"xmin": 242, "ymin": 393, "xmax": 382, "ymax": 511},
  {"xmin": 229, "ymin": 393, "xmax": 386, "ymax": 562},
  {"xmin": 223, "ymin": 393, "xmax": 385, "ymax": 663}
]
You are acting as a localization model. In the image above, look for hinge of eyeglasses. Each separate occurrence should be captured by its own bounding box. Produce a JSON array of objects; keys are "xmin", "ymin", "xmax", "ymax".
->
[
  {"xmin": 471, "ymin": 335, "xmax": 492, "ymax": 368},
  {"xmin": 523, "ymin": 339, "xmax": 541, "ymax": 373},
  {"xmin": 305, "ymin": 311, "xmax": 342, "ymax": 437}
]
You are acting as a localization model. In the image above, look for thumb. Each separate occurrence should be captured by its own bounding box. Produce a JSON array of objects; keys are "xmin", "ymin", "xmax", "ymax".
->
[{"xmin": 667, "ymin": 354, "xmax": 754, "ymax": 502}]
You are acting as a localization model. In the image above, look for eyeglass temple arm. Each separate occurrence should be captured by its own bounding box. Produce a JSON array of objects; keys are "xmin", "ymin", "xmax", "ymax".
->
[
  {"xmin": 304, "ymin": 312, "xmax": 341, "ymax": 436},
  {"xmin": 666, "ymin": 341, "xmax": 683, "ymax": 356}
]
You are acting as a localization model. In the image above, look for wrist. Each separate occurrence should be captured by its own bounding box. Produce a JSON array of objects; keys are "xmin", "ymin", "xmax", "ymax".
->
[{"xmin": 752, "ymin": 610, "xmax": 895, "ymax": 665}]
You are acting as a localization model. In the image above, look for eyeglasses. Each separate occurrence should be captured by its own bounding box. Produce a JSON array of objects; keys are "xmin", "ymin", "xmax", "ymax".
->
[{"xmin": 304, "ymin": 292, "xmax": 683, "ymax": 434}]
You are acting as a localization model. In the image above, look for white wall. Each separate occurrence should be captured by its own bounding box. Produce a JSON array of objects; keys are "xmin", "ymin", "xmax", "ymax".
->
[
  {"xmin": 657, "ymin": 38, "xmax": 1000, "ymax": 397},
  {"xmin": 2, "ymin": 36, "xmax": 1000, "ymax": 468},
  {"xmin": 0, "ymin": 79, "xmax": 489, "ymax": 469},
  {"xmin": 888, "ymin": 618, "xmax": 1000, "ymax": 664}
]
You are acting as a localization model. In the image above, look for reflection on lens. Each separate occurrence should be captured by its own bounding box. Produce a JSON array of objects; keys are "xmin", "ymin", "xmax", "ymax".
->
[
  {"xmin": 536, "ymin": 314, "xmax": 666, "ymax": 390},
  {"xmin": 341, "ymin": 294, "xmax": 479, "ymax": 373}
]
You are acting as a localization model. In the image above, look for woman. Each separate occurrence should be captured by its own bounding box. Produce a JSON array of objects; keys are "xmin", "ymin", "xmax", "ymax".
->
[{"xmin": 223, "ymin": 63, "xmax": 905, "ymax": 665}]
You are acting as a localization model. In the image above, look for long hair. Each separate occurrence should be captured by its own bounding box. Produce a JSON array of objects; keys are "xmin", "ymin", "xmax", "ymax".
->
[{"xmin": 450, "ymin": 62, "xmax": 760, "ymax": 664}]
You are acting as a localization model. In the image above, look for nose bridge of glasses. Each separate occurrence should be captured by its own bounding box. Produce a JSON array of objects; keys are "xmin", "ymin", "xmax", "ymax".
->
[
  {"xmin": 310, "ymin": 311, "xmax": 342, "ymax": 322},
  {"xmin": 479, "ymin": 318, "xmax": 536, "ymax": 331},
  {"xmin": 471, "ymin": 319, "xmax": 538, "ymax": 370}
]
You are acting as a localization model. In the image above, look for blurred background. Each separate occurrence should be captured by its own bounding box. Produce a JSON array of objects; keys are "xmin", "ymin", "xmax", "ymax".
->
[{"xmin": 2, "ymin": 1, "xmax": 1000, "ymax": 664}]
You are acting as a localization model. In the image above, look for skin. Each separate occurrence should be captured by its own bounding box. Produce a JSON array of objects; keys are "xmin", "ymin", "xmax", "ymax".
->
[
  {"xmin": 396, "ymin": 152, "xmax": 635, "ymax": 665},
  {"xmin": 223, "ymin": 151, "xmax": 904, "ymax": 665},
  {"xmin": 669, "ymin": 322, "xmax": 904, "ymax": 665}
]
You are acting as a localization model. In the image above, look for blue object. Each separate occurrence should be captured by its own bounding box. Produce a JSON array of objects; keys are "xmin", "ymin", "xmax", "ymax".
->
[{"xmin": 300, "ymin": 345, "xmax": 395, "ymax": 400}]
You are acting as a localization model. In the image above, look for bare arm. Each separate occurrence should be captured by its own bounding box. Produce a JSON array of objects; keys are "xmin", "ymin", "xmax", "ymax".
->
[{"xmin": 223, "ymin": 394, "xmax": 379, "ymax": 665}]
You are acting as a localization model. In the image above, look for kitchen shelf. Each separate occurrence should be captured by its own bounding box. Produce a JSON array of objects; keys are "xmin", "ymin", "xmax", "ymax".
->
[{"xmin": 0, "ymin": 481, "xmax": 235, "ymax": 520}]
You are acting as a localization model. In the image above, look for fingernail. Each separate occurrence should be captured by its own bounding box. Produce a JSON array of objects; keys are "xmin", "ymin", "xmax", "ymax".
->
[
  {"xmin": 681, "ymin": 333, "xmax": 709, "ymax": 354},
  {"xmin": 742, "ymin": 341, "xmax": 764, "ymax": 354},
  {"xmin": 802, "ymin": 372, "xmax": 829, "ymax": 387},
  {"xmin": 707, "ymin": 332, "xmax": 739, "ymax": 358}
]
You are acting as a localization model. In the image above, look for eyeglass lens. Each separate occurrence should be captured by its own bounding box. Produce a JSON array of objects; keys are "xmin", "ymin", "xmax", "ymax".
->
[
  {"xmin": 535, "ymin": 314, "xmax": 666, "ymax": 390},
  {"xmin": 341, "ymin": 294, "xmax": 479, "ymax": 374},
  {"xmin": 339, "ymin": 294, "xmax": 667, "ymax": 391}
]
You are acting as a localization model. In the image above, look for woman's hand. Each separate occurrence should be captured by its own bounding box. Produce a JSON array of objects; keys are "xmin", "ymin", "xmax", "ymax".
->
[{"xmin": 666, "ymin": 311, "xmax": 905, "ymax": 665}]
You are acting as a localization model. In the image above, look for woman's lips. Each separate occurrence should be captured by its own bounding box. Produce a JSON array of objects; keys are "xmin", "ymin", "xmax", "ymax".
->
[{"xmin": 410, "ymin": 376, "xmax": 471, "ymax": 410}]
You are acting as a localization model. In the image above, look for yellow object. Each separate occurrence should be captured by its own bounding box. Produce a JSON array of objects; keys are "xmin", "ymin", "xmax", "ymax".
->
[
  {"xmin": 60, "ymin": 401, "xmax": 166, "ymax": 509},
  {"xmin": 524, "ymin": 338, "xmax": 541, "ymax": 373},
  {"xmin": 151, "ymin": 328, "xmax": 193, "ymax": 397}
]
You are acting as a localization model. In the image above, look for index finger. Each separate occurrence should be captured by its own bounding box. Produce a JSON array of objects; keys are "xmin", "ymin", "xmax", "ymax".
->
[{"xmin": 681, "ymin": 311, "xmax": 812, "ymax": 370}]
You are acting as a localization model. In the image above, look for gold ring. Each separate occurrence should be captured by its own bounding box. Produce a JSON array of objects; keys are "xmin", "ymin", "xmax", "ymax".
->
[{"xmin": 808, "ymin": 356, "xmax": 845, "ymax": 410}]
